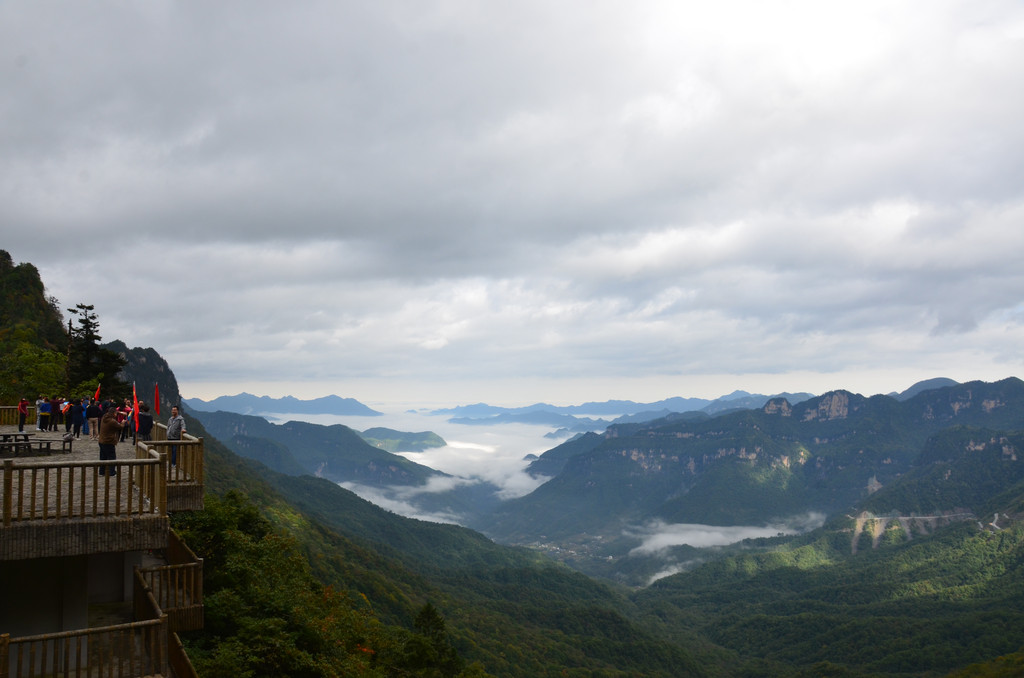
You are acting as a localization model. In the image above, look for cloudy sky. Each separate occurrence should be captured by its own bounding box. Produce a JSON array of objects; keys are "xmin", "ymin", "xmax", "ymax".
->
[{"xmin": 4, "ymin": 1, "xmax": 1024, "ymax": 408}]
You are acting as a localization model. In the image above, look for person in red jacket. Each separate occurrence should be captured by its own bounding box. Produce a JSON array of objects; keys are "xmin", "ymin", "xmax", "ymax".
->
[{"xmin": 17, "ymin": 397, "xmax": 29, "ymax": 432}]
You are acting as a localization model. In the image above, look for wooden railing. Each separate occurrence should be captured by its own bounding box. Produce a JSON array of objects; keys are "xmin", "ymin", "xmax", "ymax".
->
[
  {"xmin": 0, "ymin": 531, "xmax": 202, "ymax": 677},
  {"xmin": 0, "ymin": 407, "xmax": 34, "ymax": 427},
  {"xmin": 137, "ymin": 530, "xmax": 204, "ymax": 633},
  {"xmin": 2, "ymin": 453, "xmax": 165, "ymax": 526},
  {"xmin": 169, "ymin": 630, "xmax": 200, "ymax": 678},
  {"xmin": 137, "ymin": 436, "xmax": 204, "ymax": 513},
  {"xmin": 0, "ymin": 616, "xmax": 167, "ymax": 678},
  {"xmin": 149, "ymin": 423, "xmax": 205, "ymax": 486},
  {"xmin": 1, "ymin": 415, "xmax": 206, "ymax": 675},
  {"xmin": 135, "ymin": 538, "xmax": 203, "ymax": 678}
]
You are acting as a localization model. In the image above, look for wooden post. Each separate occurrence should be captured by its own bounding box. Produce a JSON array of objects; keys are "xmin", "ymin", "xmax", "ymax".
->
[
  {"xmin": 0, "ymin": 633, "xmax": 9, "ymax": 678},
  {"xmin": 156, "ymin": 452, "xmax": 167, "ymax": 515},
  {"xmin": 3, "ymin": 459, "xmax": 12, "ymax": 527},
  {"xmin": 196, "ymin": 437, "xmax": 205, "ymax": 485}
]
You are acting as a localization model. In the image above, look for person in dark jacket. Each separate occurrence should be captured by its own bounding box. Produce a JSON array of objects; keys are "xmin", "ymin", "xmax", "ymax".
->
[
  {"xmin": 97, "ymin": 408, "xmax": 124, "ymax": 476},
  {"xmin": 136, "ymin": 402, "xmax": 154, "ymax": 441},
  {"xmin": 86, "ymin": 400, "xmax": 102, "ymax": 440},
  {"xmin": 62, "ymin": 397, "xmax": 73, "ymax": 433},
  {"xmin": 71, "ymin": 399, "xmax": 86, "ymax": 438}
]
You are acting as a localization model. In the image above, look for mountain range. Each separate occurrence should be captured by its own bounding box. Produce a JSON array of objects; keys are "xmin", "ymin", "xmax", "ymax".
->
[
  {"xmin": 428, "ymin": 390, "xmax": 817, "ymax": 418},
  {"xmin": 430, "ymin": 390, "xmax": 818, "ymax": 435},
  {"xmin": 184, "ymin": 392, "xmax": 384, "ymax": 416},
  {"xmin": 185, "ymin": 376, "xmax": 1022, "ymax": 588},
  {"xmin": 182, "ymin": 376, "xmax": 1024, "ymax": 677},
  {"xmin": 478, "ymin": 377, "xmax": 1024, "ymax": 582}
]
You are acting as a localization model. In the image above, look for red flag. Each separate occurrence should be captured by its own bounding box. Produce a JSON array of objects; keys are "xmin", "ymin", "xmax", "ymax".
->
[
  {"xmin": 132, "ymin": 382, "xmax": 140, "ymax": 431},
  {"xmin": 94, "ymin": 383, "xmax": 101, "ymax": 400},
  {"xmin": 154, "ymin": 383, "xmax": 160, "ymax": 416}
]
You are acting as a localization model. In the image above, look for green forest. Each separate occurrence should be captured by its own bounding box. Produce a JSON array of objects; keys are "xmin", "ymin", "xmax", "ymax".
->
[
  {"xmin": 184, "ymin": 416, "xmax": 1024, "ymax": 677},
  {"xmin": 4, "ymin": 249, "xmax": 1024, "ymax": 677},
  {"xmin": 0, "ymin": 250, "xmax": 129, "ymax": 402}
]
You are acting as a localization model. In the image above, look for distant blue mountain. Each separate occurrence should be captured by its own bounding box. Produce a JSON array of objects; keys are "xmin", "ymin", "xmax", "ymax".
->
[
  {"xmin": 891, "ymin": 377, "xmax": 960, "ymax": 401},
  {"xmin": 183, "ymin": 392, "xmax": 382, "ymax": 416},
  {"xmin": 450, "ymin": 412, "xmax": 611, "ymax": 430},
  {"xmin": 700, "ymin": 391, "xmax": 816, "ymax": 415},
  {"xmin": 432, "ymin": 397, "xmax": 714, "ymax": 417},
  {"xmin": 432, "ymin": 392, "xmax": 816, "ymax": 425}
]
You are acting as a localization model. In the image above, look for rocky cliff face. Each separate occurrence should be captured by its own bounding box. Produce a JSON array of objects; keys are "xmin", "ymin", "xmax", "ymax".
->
[
  {"xmin": 910, "ymin": 378, "xmax": 1024, "ymax": 426},
  {"xmin": 849, "ymin": 510, "xmax": 978, "ymax": 554},
  {"xmin": 801, "ymin": 391, "xmax": 854, "ymax": 421},
  {"xmin": 762, "ymin": 397, "xmax": 792, "ymax": 416},
  {"xmin": 107, "ymin": 340, "xmax": 182, "ymax": 412}
]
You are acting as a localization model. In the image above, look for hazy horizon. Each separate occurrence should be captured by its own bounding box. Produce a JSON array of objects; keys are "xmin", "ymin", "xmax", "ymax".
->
[{"xmin": 179, "ymin": 372, "xmax": 993, "ymax": 414}]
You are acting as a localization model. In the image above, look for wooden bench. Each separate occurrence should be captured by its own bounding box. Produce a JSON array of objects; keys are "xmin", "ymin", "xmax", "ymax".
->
[{"xmin": 0, "ymin": 438, "xmax": 73, "ymax": 457}]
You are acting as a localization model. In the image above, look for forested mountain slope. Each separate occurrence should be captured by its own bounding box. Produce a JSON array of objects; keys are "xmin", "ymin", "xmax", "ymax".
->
[
  {"xmin": 183, "ymin": 413, "xmax": 720, "ymax": 677},
  {"xmin": 635, "ymin": 520, "xmax": 1024, "ymax": 676},
  {"xmin": 632, "ymin": 422, "xmax": 1024, "ymax": 676},
  {"xmin": 191, "ymin": 408, "xmax": 443, "ymax": 487},
  {"xmin": 638, "ymin": 421, "xmax": 1024, "ymax": 675},
  {"xmin": 482, "ymin": 379, "xmax": 1024, "ymax": 545},
  {"xmin": 182, "ymin": 391, "xmax": 1024, "ymax": 677},
  {"xmin": 0, "ymin": 249, "xmax": 67, "ymax": 352},
  {"xmin": 183, "ymin": 398, "xmax": 1024, "ymax": 677}
]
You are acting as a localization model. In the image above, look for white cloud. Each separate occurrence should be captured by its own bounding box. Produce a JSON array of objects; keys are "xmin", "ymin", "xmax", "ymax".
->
[
  {"xmin": 395, "ymin": 431, "xmax": 551, "ymax": 500},
  {"xmin": 337, "ymin": 482, "xmax": 466, "ymax": 525},
  {"xmin": 627, "ymin": 513, "xmax": 827, "ymax": 554},
  {"xmin": 3, "ymin": 0, "xmax": 1024, "ymax": 407}
]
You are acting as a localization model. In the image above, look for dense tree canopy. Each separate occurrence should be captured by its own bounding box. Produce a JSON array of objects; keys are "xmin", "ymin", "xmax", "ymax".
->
[
  {"xmin": 0, "ymin": 251, "xmax": 128, "ymax": 402},
  {"xmin": 66, "ymin": 302, "xmax": 127, "ymax": 399},
  {"xmin": 173, "ymin": 491, "xmax": 491, "ymax": 678}
]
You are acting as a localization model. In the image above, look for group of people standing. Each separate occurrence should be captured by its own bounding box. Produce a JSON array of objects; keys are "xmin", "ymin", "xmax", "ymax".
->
[
  {"xmin": 15, "ymin": 396, "xmax": 187, "ymax": 476},
  {"xmin": 17, "ymin": 395, "xmax": 154, "ymax": 440},
  {"xmin": 18, "ymin": 395, "xmax": 73, "ymax": 433}
]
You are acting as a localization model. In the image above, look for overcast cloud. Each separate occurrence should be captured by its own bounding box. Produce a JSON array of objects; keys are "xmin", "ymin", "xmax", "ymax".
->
[{"xmin": 4, "ymin": 1, "xmax": 1024, "ymax": 407}]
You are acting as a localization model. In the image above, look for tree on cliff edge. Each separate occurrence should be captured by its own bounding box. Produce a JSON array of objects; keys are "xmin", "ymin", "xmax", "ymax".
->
[{"xmin": 67, "ymin": 302, "xmax": 126, "ymax": 398}]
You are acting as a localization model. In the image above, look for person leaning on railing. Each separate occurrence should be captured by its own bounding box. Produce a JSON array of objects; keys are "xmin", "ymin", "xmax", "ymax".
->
[{"xmin": 166, "ymin": 405, "xmax": 186, "ymax": 466}]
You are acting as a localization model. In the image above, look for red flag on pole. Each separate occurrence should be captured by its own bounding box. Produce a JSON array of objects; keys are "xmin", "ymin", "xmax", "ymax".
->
[
  {"xmin": 94, "ymin": 383, "xmax": 101, "ymax": 400},
  {"xmin": 133, "ymin": 382, "xmax": 140, "ymax": 431},
  {"xmin": 154, "ymin": 383, "xmax": 160, "ymax": 416}
]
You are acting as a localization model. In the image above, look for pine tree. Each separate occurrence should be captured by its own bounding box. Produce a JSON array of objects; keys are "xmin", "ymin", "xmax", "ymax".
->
[{"xmin": 67, "ymin": 303, "xmax": 127, "ymax": 398}]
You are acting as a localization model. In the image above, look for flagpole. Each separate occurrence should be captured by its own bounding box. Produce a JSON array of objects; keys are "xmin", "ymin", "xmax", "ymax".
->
[{"xmin": 132, "ymin": 382, "xmax": 140, "ymax": 446}]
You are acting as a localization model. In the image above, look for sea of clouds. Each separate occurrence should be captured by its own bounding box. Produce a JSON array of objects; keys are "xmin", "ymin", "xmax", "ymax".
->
[{"xmin": 262, "ymin": 408, "xmax": 557, "ymax": 522}]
